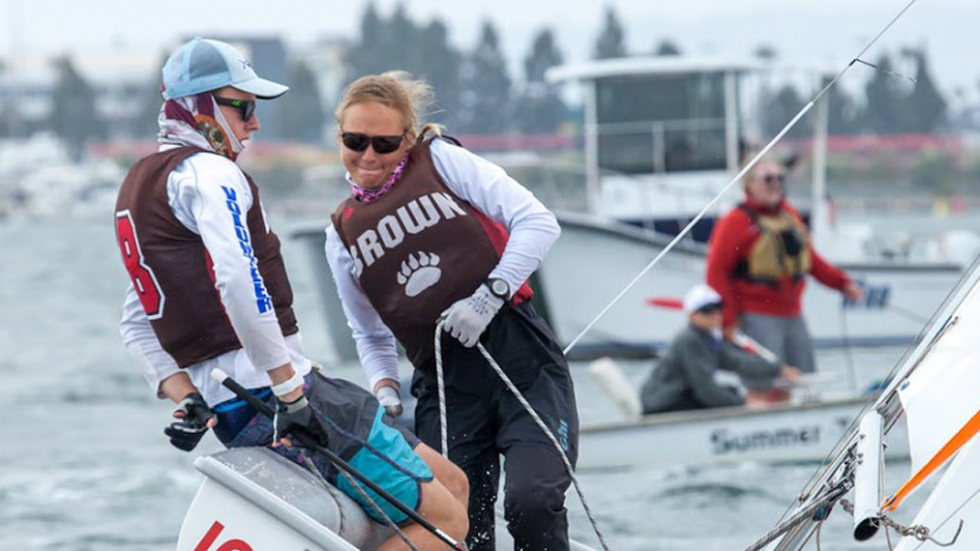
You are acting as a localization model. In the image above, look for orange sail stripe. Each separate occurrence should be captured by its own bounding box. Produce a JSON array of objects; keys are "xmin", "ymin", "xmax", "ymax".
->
[{"xmin": 884, "ymin": 405, "xmax": 980, "ymax": 512}]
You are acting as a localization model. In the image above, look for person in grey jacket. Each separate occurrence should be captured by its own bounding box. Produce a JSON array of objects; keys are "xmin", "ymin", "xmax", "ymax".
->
[{"xmin": 641, "ymin": 285, "xmax": 801, "ymax": 414}]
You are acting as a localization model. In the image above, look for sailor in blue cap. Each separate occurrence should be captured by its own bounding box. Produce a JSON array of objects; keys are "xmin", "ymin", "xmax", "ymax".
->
[{"xmin": 115, "ymin": 37, "xmax": 469, "ymax": 550}]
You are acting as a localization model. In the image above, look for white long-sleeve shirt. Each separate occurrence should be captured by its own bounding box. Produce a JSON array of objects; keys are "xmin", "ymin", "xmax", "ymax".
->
[
  {"xmin": 120, "ymin": 147, "xmax": 310, "ymax": 405},
  {"xmin": 325, "ymin": 138, "xmax": 560, "ymax": 391}
]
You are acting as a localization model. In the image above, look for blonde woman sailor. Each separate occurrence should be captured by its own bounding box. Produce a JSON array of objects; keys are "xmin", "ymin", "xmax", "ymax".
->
[{"xmin": 325, "ymin": 71, "xmax": 579, "ymax": 551}]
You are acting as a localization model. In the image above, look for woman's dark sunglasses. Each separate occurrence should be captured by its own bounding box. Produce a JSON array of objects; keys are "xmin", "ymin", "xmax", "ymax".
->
[
  {"xmin": 342, "ymin": 132, "xmax": 405, "ymax": 154},
  {"xmin": 213, "ymin": 96, "xmax": 256, "ymax": 122}
]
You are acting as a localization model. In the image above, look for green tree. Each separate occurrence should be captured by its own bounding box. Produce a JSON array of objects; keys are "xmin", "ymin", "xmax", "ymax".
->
[
  {"xmin": 346, "ymin": 2, "xmax": 390, "ymax": 78},
  {"xmin": 0, "ymin": 61, "xmax": 9, "ymax": 137},
  {"xmin": 515, "ymin": 28, "xmax": 566, "ymax": 134},
  {"xmin": 386, "ymin": 3, "xmax": 420, "ymax": 73},
  {"xmin": 345, "ymin": 4, "xmax": 463, "ymax": 130},
  {"xmin": 904, "ymin": 48, "xmax": 947, "ymax": 132},
  {"xmin": 50, "ymin": 55, "xmax": 104, "ymax": 160},
  {"xmin": 911, "ymin": 151, "xmax": 957, "ymax": 197},
  {"xmin": 654, "ymin": 40, "xmax": 682, "ymax": 56},
  {"xmin": 133, "ymin": 51, "xmax": 169, "ymax": 140},
  {"xmin": 754, "ymin": 44, "xmax": 778, "ymax": 61},
  {"xmin": 416, "ymin": 18, "xmax": 462, "ymax": 129},
  {"xmin": 593, "ymin": 6, "xmax": 627, "ymax": 59},
  {"xmin": 859, "ymin": 54, "xmax": 908, "ymax": 134},
  {"xmin": 763, "ymin": 84, "xmax": 810, "ymax": 138},
  {"xmin": 826, "ymin": 80, "xmax": 862, "ymax": 136},
  {"xmin": 460, "ymin": 20, "xmax": 512, "ymax": 134},
  {"xmin": 277, "ymin": 59, "xmax": 326, "ymax": 143}
]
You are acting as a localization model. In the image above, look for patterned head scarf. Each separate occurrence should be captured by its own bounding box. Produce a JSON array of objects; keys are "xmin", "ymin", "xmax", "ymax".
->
[{"xmin": 157, "ymin": 91, "xmax": 245, "ymax": 160}]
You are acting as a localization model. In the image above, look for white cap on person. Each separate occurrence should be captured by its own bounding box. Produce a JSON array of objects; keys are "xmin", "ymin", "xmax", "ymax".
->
[
  {"xmin": 161, "ymin": 37, "xmax": 289, "ymax": 101},
  {"xmin": 683, "ymin": 284, "xmax": 723, "ymax": 314}
]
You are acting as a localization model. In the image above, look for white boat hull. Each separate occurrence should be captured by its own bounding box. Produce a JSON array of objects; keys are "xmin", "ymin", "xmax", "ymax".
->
[
  {"xmin": 178, "ymin": 448, "xmax": 390, "ymax": 551},
  {"xmin": 178, "ymin": 447, "xmax": 600, "ymax": 551},
  {"xmin": 578, "ymin": 398, "xmax": 909, "ymax": 471},
  {"xmin": 539, "ymin": 213, "xmax": 962, "ymax": 358}
]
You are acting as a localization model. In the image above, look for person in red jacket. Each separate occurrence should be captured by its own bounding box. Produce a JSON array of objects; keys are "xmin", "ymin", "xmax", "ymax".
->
[{"xmin": 706, "ymin": 155, "xmax": 863, "ymax": 404}]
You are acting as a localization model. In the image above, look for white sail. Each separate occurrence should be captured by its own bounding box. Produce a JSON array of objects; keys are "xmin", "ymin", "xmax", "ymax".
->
[
  {"xmin": 897, "ymin": 279, "xmax": 980, "ymax": 476},
  {"xmin": 893, "ymin": 437, "xmax": 980, "ymax": 550},
  {"xmin": 748, "ymin": 257, "xmax": 980, "ymax": 551}
]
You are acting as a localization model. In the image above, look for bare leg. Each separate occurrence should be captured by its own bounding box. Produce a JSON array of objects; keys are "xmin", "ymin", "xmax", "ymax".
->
[
  {"xmin": 375, "ymin": 477, "xmax": 468, "ymax": 551},
  {"xmin": 413, "ymin": 442, "xmax": 469, "ymax": 507}
]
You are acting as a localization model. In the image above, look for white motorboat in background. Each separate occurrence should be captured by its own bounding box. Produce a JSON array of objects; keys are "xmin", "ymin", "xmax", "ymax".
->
[
  {"xmin": 578, "ymin": 396, "xmax": 907, "ymax": 472},
  {"xmin": 537, "ymin": 212, "xmax": 962, "ymax": 359},
  {"xmin": 541, "ymin": 55, "xmax": 971, "ymax": 358}
]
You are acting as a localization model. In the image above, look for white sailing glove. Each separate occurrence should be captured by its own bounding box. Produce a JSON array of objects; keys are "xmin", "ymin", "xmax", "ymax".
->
[
  {"xmin": 376, "ymin": 385, "xmax": 403, "ymax": 418},
  {"xmin": 441, "ymin": 284, "xmax": 505, "ymax": 348}
]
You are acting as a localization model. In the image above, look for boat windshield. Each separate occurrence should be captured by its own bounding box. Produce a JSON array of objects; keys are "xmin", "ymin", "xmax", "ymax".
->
[{"xmin": 595, "ymin": 72, "xmax": 729, "ymax": 175}]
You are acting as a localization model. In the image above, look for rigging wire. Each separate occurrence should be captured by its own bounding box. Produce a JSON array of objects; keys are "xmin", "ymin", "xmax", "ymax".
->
[
  {"xmin": 853, "ymin": 58, "xmax": 917, "ymax": 83},
  {"xmin": 840, "ymin": 498, "xmax": 965, "ymax": 548},
  {"xmin": 839, "ymin": 303, "xmax": 858, "ymax": 394},
  {"xmin": 302, "ymin": 453, "xmax": 424, "ymax": 551},
  {"xmin": 562, "ymin": 0, "xmax": 924, "ymax": 357},
  {"xmin": 688, "ymin": 0, "xmax": 980, "ymax": 544},
  {"xmin": 888, "ymin": 302, "xmax": 932, "ymax": 326},
  {"xmin": 778, "ymin": 256, "xmax": 980, "ymax": 535}
]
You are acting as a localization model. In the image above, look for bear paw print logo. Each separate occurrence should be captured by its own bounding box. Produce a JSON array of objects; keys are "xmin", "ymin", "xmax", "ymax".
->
[{"xmin": 397, "ymin": 252, "xmax": 442, "ymax": 297}]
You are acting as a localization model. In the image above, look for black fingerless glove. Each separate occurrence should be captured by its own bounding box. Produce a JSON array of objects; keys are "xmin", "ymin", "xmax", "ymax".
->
[
  {"xmin": 275, "ymin": 395, "xmax": 329, "ymax": 448},
  {"xmin": 164, "ymin": 392, "xmax": 215, "ymax": 452}
]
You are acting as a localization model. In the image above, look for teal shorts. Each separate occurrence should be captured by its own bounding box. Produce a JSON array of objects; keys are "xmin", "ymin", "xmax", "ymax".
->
[
  {"xmin": 217, "ymin": 372, "xmax": 434, "ymax": 526},
  {"xmin": 339, "ymin": 408, "xmax": 434, "ymax": 524}
]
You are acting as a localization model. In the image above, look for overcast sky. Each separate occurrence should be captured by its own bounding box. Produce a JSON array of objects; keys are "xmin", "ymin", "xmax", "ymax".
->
[{"xmin": 4, "ymin": 0, "xmax": 979, "ymax": 102}]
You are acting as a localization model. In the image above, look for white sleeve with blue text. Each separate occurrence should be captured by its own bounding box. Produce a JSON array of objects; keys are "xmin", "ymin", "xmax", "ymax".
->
[
  {"xmin": 325, "ymin": 226, "xmax": 400, "ymax": 390},
  {"xmin": 167, "ymin": 153, "xmax": 292, "ymax": 373},
  {"xmin": 429, "ymin": 138, "xmax": 560, "ymax": 297}
]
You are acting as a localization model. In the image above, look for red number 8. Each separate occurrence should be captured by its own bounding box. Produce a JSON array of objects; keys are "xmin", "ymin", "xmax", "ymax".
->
[{"xmin": 116, "ymin": 210, "xmax": 165, "ymax": 319}]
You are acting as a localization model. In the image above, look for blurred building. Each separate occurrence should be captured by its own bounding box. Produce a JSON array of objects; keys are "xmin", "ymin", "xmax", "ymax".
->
[
  {"xmin": 0, "ymin": 35, "xmax": 302, "ymax": 142},
  {"xmin": 0, "ymin": 48, "xmax": 158, "ymax": 139}
]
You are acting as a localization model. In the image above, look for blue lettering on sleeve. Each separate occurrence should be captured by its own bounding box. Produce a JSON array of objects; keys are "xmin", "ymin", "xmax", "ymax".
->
[{"xmin": 221, "ymin": 185, "xmax": 273, "ymax": 315}]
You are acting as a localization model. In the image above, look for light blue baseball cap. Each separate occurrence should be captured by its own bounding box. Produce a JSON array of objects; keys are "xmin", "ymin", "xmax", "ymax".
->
[{"xmin": 161, "ymin": 37, "xmax": 289, "ymax": 100}]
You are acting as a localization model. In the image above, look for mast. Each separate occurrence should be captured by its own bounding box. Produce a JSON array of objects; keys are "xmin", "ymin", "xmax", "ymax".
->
[
  {"xmin": 583, "ymin": 78, "xmax": 599, "ymax": 215},
  {"xmin": 761, "ymin": 254, "xmax": 980, "ymax": 551}
]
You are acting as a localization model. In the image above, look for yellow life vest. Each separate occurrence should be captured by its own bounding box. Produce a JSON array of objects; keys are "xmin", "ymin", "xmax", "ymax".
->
[{"xmin": 737, "ymin": 205, "xmax": 812, "ymax": 283}]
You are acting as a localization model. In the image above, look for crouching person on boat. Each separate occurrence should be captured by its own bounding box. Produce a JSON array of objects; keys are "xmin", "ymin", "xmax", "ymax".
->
[
  {"xmin": 706, "ymin": 154, "xmax": 863, "ymax": 405},
  {"xmin": 324, "ymin": 72, "xmax": 580, "ymax": 551},
  {"xmin": 640, "ymin": 285, "xmax": 802, "ymax": 414},
  {"xmin": 114, "ymin": 38, "xmax": 467, "ymax": 551}
]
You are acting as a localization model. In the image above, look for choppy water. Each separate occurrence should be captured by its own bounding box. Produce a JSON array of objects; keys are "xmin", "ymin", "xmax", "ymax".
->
[{"xmin": 0, "ymin": 214, "xmax": 934, "ymax": 551}]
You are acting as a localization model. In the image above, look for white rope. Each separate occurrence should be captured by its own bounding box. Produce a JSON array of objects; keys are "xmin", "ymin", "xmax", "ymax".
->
[
  {"xmin": 300, "ymin": 453, "xmax": 348, "ymax": 534},
  {"xmin": 561, "ymin": 0, "xmax": 923, "ymax": 357},
  {"xmin": 433, "ymin": 324, "xmax": 612, "ymax": 550},
  {"xmin": 434, "ymin": 322, "xmax": 450, "ymax": 457},
  {"xmin": 473, "ymin": 340, "xmax": 612, "ymax": 551}
]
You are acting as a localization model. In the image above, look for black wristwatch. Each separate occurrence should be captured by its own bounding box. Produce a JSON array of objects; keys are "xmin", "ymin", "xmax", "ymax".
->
[{"xmin": 486, "ymin": 278, "xmax": 510, "ymax": 300}]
